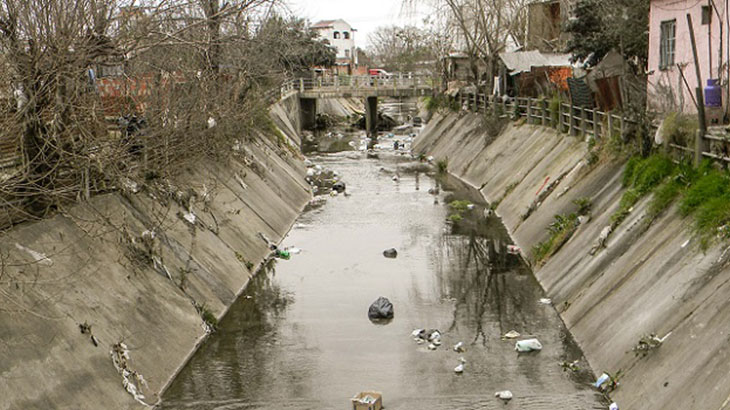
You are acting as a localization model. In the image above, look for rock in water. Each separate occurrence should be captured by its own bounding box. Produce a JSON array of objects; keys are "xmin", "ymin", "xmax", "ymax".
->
[
  {"xmin": 383, "ymin": 248, "xmax": 398, "ymax": 258},
  {"xmin": 368, "ymin": 297, "xmax": 394, "ymax": 320}
]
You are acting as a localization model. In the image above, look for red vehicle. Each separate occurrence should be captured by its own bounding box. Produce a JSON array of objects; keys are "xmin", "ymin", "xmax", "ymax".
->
[{"xmin": 368, "ymin": 68, "xmax": 391, "ymax": 78}]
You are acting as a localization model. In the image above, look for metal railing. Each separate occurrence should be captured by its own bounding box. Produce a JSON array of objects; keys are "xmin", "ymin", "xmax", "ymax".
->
[{"xmin": 264, "ymin": 74, "xmax": 438, "ymax": 102}]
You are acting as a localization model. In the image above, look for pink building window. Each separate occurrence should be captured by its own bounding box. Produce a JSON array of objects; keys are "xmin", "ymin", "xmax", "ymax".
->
[{"xmin": 659, "ymin": 20, "xmax": 676, "ymax": 70}]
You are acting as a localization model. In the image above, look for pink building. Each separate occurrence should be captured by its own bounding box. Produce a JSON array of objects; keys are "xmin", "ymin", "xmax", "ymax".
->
[{"xmin": 647, "ymin": 0, "xmax": 728, "ymax": 118}]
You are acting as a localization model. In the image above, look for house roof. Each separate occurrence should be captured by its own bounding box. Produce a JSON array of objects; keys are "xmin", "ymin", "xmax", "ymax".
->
[
  {"xmin": 312, "ymin": 19, "xmax": 354, "ymax": 29},
  {"xmin": 499, "ymin": 50, "xmax": 572, "ymax": 74},
  {"xmin": 312, "ymin": 20, "xmax": 336, "ymax": 28}
]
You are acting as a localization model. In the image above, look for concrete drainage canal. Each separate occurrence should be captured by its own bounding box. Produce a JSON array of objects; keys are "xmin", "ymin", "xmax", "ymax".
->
[{"xmin": 160, "ymin": 133, "xmax": 608, "ymax": 410}]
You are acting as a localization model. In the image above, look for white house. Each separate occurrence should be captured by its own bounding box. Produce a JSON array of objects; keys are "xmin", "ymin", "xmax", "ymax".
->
[{"xmin": 311, "ymin": 19, "xmax": 358, "ymax": 73}]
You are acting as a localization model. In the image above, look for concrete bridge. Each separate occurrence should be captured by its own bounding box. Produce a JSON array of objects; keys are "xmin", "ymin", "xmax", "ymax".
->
[{"xmin": 272, "ymin": 75, "xmax": 437, "ymax": 134}]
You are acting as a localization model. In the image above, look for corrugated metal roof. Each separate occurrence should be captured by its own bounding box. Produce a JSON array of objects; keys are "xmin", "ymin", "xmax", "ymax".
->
[{"xmin": 499, "ymin": 50, "xmax": 572, "ymax": 74}]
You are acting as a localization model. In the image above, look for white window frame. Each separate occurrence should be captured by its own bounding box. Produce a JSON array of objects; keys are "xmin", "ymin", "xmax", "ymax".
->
[{"xmin": 659, "ymin": 19, "xmax": 676, "ymax": 70}]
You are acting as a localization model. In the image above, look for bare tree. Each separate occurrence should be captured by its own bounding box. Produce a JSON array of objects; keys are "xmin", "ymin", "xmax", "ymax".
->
[
  {"xmin": 0, "ymin": 0, "xmax": 332, "ymax": 226},
  {"xmin": 405, "ymin": 0, "xmax": 529, "ymax": 89}
]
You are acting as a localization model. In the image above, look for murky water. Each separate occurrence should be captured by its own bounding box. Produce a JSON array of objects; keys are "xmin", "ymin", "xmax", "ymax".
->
[{"xmin": 161, "ymin": 138, "xmax": 606, "ymax": 410}]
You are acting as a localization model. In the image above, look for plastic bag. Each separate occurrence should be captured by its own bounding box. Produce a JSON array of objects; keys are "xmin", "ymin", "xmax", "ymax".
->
[
  {"xmin": 515, "ymin": 338, "xmax": 543, "ymax": 352},
  {"xmin": 368, "ymin": 297, "xmax": 394, "ymax": 320}
]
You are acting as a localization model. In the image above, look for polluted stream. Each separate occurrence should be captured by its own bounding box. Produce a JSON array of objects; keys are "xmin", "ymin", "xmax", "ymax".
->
[{"xmin": 160, "ymin": 134, "xmax": 607, "ymax": 409}]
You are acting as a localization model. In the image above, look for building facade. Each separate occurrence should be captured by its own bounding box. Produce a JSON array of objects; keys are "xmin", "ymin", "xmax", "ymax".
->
[
  {"xmin": 311, "ymin": 19, "xmax": 358, "ymax": 74},
  {"xmin": 647, "ymin": 0, "xmax": 728, "ymax": 118}
]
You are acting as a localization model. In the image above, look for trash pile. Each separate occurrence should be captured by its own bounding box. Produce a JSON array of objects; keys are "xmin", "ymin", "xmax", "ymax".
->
[
  {"xmin": 111, "ymin": 342, "xmax": 150, "ymax": 406},
  {"xmin": 304, "ymin": 160, "xmax": 346, "ymax": 196},
  {"xmin": 632, "ymin": 332, "xmax": 671, "ymax": 357}
]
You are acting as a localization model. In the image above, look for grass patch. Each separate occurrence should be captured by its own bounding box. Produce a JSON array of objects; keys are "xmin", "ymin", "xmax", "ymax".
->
[
  {"xmin": 532, "ymin": 213, "xmax": 580, "ymax": 265},
  {"xmin": 572, "ymin": 197, "xmax": 592, "ymax": 216},
  {"xmin": 447, "ymin": 199, "xmax": 472, "ymax": 223},
  {"xmin": 611, "ymin": 154, "xmax": 676, "ymax": 227},
  {"xmin": 679, "ymin": 168, "xmax": 729, "ymax": 215}
]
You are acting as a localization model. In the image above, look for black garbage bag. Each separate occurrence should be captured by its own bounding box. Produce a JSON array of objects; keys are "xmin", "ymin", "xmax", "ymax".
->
[
  {"xmin": 383, "ymin": 248, "xmax": 398, "ymax": 258},
  {"xmin": 332, "ymin": 181, "xmax": 346, "ymax": 193},
  {"xmin": 368, "ymin": 297, "xmax": 394, "ymax": 320}
]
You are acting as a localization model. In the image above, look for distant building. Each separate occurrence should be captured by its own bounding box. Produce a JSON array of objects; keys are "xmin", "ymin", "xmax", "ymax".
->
[
  {"xmin": 647, "ymin": 0, "xmax": 728, "ymax": 121},
  {"xmin": 311, "ymin": 19, "xmax": 358, "ymax": 74}
]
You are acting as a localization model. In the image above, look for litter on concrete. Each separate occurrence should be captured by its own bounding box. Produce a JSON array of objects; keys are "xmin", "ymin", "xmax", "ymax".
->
[
  {"xmin": 515, "ymin": 338, "xmax": 543, "ymax": 352},
  {"xmin": 351, "ymin": 391, "xmax": 383, "ymax": 410},
  {"xmin": 609, "ymin": 403, "xmax": 619, "ymax": 410},
  {"xmin": 503, "ymin": 330, "xmax": 521, "ymax": 339},
  {"xmin": 453, "ymin": 341, "xmax": 466, "ymax": 352},
  {"xmin": 368, "ymin": 297, "xmax": 394, "ymax": 320},
  {"xmin": 560, "ymin": 360, "xmax": 580, "ymax": 372},
  {"xmin": 495, "ymin": 390, "xmax": 513, "ymax": 401},
  {"xmin": 15, "ymin": 243, "xmax": 53, "ymax": 266},
  {"xmin": 539, "ymin": 298, "xmax": 552, "ymax": 305},
  {"xmin": 454, "ymin": 358, "xmax": 466, "ymax": 373},
  {"xmin": 632, "ymin": 332, "xmax": 671, "ymax": 356},
  {"xmin": 594, "ymin": 373, "xmax": 610, "ymax": 388}
]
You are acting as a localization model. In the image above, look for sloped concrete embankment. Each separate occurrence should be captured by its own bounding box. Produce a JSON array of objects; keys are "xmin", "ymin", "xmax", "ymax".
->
[
  {"xmin": 415, "ymin": 112, "xmax": 730, "ymax": 410},
  {"xmin": 0, "ymin": 100, "xmax": 311, "ymax": 410}
]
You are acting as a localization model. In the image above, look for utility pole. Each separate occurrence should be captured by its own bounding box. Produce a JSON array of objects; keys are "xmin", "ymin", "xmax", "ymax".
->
[{"xmin": 687, "ymin": 13, "xmax": 708, "ymax": 165}]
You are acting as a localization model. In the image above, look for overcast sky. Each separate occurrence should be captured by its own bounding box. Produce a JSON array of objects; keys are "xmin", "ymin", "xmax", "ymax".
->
[{"xmin": 286, "ymin": 0, "xmax": 431, "ymax": 49}]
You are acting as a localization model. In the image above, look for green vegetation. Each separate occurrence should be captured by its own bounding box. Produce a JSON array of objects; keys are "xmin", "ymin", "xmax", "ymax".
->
[
  {"xmin": 608, "ymin": 154, "xmax": 730, "ymax": 246},
  {"xmin": 611, "ymin": 154, "xmax": 675, "ymax": 227},
  {"xmin": 572, "ymin": 197, "xmax": 592, "ymax": 216},
  {"xmin": 197, "ymin": 303, "xmax": 219, "ymax": 331},
  {"xmin": 447, "ymin": 200, "xmax": 472, "ymax": 223},
  {"xmin": 436, "ymin": 158, "xmax": 449, "ymax": 174},
  {"xmin": 423, "ymin": 95, "xmax": 459, "ymax": 114},
  {"xmin": 662, "ymin": 112, "xmax": 698, "ymax": 147},
  {"xmin": 235, "ymin": 252, "xmax": 255, "ymax": 271},
  {"xmin": 533, "ymin": 213, "xmax": 580, "ymax": 265}
]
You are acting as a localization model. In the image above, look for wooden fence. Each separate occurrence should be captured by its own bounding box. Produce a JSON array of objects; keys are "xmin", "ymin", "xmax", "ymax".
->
[{"xmin": 456, "ymin": 92, "xmax": 730, "ymax": 165}]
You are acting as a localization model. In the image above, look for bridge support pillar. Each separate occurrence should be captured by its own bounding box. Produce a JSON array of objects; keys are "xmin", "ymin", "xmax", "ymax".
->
[
  {"xmin": 300, "ymin": 97, "xmax": 317, "ymax": 131},
  {"xmin": 365, "ymin": 96, "xmax": 378, "ymax": 137}
]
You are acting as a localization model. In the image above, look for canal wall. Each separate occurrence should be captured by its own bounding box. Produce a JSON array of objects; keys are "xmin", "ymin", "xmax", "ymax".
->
[
  {"xmin": 414, "ymin": 112, "xmax": 730, "ymax": 410},
  {"xmin": 0, "ymin": 101, "xmax": 312, "ymax": 410}
]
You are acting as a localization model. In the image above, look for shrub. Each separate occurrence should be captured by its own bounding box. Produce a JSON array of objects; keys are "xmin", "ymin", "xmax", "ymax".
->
[
  {"xmin": 662, "ymin": 112, "xmax": 698, "ymax": 147},
  {"xmin": 436, "ymin": 158, "xmax": 449, "ymax": 174}
]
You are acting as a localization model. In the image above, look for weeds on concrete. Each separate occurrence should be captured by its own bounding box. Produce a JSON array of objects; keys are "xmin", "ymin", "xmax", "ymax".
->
[
  {"xmin": 532, "ymin": 213, "xmax": 580, "ymax": 265},
  {"xmin": 197, "ymin": 303, "xmax": 219, "ymax": 331},
  {"xmin": 423, "ymin": 95, "xmax": 459, "ymax": 114},
  {"xmin": 572, "ymin": 197, "xmax": 592, "ymax": 216},
  {"xmin": 436, "ymin": 158, "xmax": 449, "ymax": 174},
  {"xmin": 610, "ymin": 154, "xmax": 675, "ymax": 227},
  {"xmin": 610, "ymin": 154, "xmax": 730, "ymax": 247}
]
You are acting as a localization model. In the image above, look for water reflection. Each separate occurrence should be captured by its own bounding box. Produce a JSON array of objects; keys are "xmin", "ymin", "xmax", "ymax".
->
[{"xmin": 162, "ymin": 147, "xmax": 605, "ymax": 410}]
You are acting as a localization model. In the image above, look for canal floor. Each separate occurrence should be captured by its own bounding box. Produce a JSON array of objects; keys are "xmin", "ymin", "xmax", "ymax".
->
[{"xmin": 160, "ymin": 142, "xmax": 607, "ymax": 409}]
